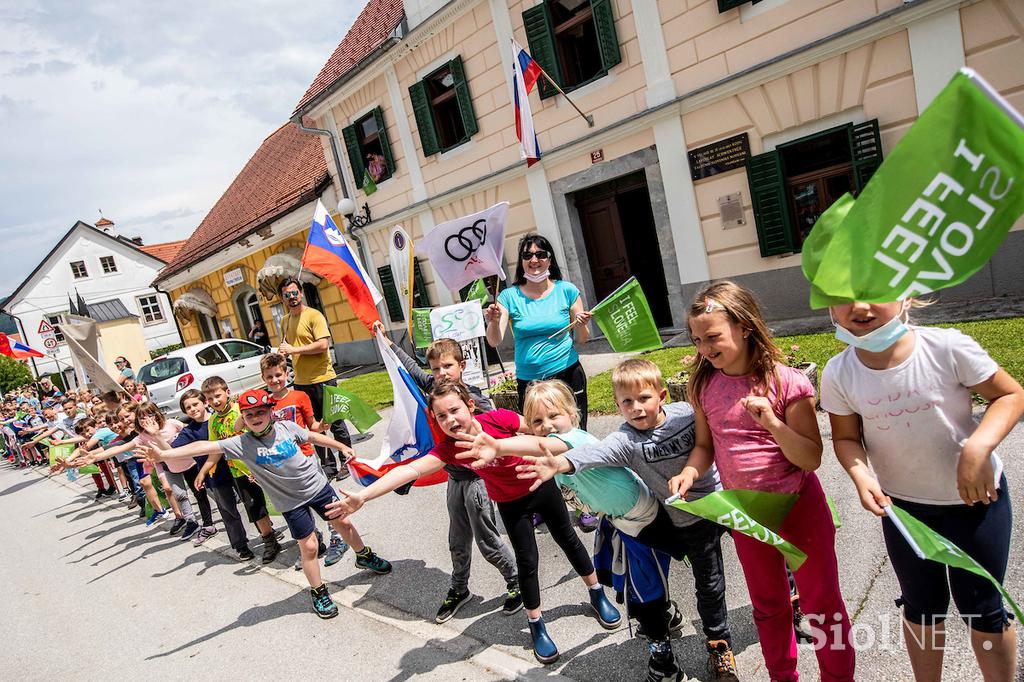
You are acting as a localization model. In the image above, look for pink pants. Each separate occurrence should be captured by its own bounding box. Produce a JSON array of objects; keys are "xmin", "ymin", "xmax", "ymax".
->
[{"xmin": 732, "ymin": 473, "xmax": 855, "ymax": 682}]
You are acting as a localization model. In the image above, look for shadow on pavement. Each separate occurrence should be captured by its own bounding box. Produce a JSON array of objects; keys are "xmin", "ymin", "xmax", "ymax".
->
[
  {"xmin": 145, "ymin": 591, "xmax": 315, "ymax": 660},
  {"xmin": 85, "ymin": 537, "xmax": 184, "ymax": 583},
  {"xmin": 150, "ymin": 548, "xmax": 237, "ymax": 578},
  {"xmin": 0, "ymin": 475, "xmax": 43, "ymax": 498}
]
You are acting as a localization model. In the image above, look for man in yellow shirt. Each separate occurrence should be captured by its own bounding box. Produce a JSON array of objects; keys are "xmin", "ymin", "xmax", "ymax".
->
[{"xmin": 277, "ymin": 278, "xmax": 351, "ymax": 480}]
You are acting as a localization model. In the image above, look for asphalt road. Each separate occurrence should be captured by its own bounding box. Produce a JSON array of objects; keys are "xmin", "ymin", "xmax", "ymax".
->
[{"xmin": 3, "ymin": 411, "xmax": 1022, "ymax": 681}]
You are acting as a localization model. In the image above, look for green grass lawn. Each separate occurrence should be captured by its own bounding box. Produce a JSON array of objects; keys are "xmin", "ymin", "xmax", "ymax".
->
[
  {"xmin": 339, "ymin": 317, "xmax": 1024, "ymax": 415},
  {"xmin": 587, "ymin": 317, "xmax": 1024, "ymax": 414}
]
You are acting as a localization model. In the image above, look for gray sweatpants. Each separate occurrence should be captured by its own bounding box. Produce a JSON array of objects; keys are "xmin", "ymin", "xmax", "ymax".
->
[
  {"xmin": 162, "ymin": 469, "xmax": 195, "ymax": 522},
  {"xmin": 447, "ymin": 477, "xmax": 517, "ymax": 592}
]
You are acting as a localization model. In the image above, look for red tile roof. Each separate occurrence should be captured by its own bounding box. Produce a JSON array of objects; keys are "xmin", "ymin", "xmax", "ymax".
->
[
  {"xmin": 95, "ymin": 217, "xmax": 114, "ymax": 227},
  {"xmin": 139, "ymin": 240, "xmax": 186, "ymax": 263},
  {"xmin": 156, "ymin": 122, "xmax": 330, "ymax": 281},
  {"xmin": 294, "ymin": 0, "xmax": 405, "ymax": 114}
]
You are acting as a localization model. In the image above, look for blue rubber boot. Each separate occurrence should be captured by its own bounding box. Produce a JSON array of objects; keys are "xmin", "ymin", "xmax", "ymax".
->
[
  {"xmin": 528, "ymin": 617, "xmax": 559, "ymax": 664},
  {"xmin": 589, "ymin": 587, "xmax": 622, "ymax": 629}
]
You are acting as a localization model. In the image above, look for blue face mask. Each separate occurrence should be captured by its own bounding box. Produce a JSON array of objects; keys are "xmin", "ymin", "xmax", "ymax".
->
[{"xmin": 833, "ymin": 307, "xmax": 910, "ymax": 353}]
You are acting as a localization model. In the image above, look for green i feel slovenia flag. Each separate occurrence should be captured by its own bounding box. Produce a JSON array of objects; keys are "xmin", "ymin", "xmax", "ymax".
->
[
  {"xmin": 465, "ymin": 278, "xmax": 489, "ymax": 306},
  {"xmin": 669, "ymin": 489, "xmax": 807, "ymax": 570},
  {"xmin": 885, "ymin": 505, "xmax": 1023, "ymax": 622},
  {"xmin": 802, "ymin": 69, "xmax": 1024, "ymax": 309},
  {"xmin": 323, "ymin": 385, "xmax": 382, "ymax": 434},
  {"xmin": 412, "ymin": 308, "xmax": 433, "ymax": 349},
  {"xmin": 590, "ymin": 277, "xmax": 663, "ymax": 353}
]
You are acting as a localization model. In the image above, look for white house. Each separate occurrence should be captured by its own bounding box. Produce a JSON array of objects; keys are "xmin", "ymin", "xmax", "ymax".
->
[{"xmin": 2, "ymin": 219, "xmax": 185, "ymax": 387}]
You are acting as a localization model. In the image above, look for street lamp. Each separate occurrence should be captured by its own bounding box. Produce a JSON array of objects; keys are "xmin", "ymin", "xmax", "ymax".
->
[{"xmin": 338, "ymin": 198, "xmax": 371, "ymax": 228}]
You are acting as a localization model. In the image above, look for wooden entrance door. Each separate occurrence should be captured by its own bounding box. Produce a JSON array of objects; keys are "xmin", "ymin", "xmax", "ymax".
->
[{"xmin": 577, "ymin": 196, "xmax": 630, "ymax": 302}]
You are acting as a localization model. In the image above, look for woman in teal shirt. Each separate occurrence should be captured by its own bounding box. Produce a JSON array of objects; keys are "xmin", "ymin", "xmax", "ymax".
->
[{"xmin": 484, "ymin": 234, "xmax": 593, "ymax": 427}]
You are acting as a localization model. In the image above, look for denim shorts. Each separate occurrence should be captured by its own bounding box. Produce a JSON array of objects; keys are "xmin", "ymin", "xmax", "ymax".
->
[
  {"xmin": 882, "ymin": 475, "xmax": 1013, "ymax": 633},
  {"xmin": 281, "ymin": 483, "xmax": 338, "ymax": 540}
]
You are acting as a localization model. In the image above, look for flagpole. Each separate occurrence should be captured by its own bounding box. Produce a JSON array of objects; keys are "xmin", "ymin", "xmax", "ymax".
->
[
  {"xmin": 536, "ymin": 68, "xmax": 594, "ymax": 128},
  {"xmin": 484, "ymin": 275, "xmax": 508, "ymax": 375}
]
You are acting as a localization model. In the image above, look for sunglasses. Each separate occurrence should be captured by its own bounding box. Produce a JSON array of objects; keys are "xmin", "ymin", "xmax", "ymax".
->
[
  {"xmin": 282, "ymin": 291, "xmax": 301, "ymax": 299},
  {"xmin": 521, "ymin": 250, "xmax": 550, "ymax": 261}
]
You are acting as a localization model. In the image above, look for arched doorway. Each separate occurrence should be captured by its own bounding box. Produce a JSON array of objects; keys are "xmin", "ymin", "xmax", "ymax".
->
[
  {"xmin": 197, "ymin": 312, "xmax": 220, "ymax": 342},
  {"xmin": 233, "ymin": 286, "xmax": 266, "ymax": 340}
]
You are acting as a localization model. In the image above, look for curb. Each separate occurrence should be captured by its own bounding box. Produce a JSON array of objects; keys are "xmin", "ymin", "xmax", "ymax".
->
[{"xmin": 31, "ymin": 465, "xmax": 569, "ymax": 681}]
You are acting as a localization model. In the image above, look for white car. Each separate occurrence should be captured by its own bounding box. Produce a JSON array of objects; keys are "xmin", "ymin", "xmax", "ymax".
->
[{"xmin": 137, "ymin": 339, "xmax": 269, "ymax": 419}]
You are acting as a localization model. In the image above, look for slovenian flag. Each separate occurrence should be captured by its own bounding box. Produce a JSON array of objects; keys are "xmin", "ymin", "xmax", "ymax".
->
[
  {"xmin": 347, "ymin": 335, "xmax": 447, "ymax": 488},
  {"xmin": 301, "ymin": 199, "xmax": 382, "ymax": 331},
  {"xmin": 512, "ymin": 39, "xmax": 542, "ymax": 166},
  {"xmin": 0, "ymin": 333, "xmax": 44, "ymax": 359}
]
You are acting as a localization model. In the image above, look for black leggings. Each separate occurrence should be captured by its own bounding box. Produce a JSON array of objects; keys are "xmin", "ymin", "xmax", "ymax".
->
[
  {"xmin": 496, "ymin": 479, "xmax": 594, "ymax": 610},
  {"xmin": 516, "ymin": 361, "xmax": 588, "ymax": 430}
]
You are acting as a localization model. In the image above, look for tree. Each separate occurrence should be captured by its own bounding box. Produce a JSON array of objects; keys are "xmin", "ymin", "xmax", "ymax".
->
[{"xmin": 0, "ymin": 356, "xmax": 33, "ymax": 394}]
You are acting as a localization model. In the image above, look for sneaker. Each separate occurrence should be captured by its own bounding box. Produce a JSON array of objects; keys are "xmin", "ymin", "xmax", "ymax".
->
[
  {"xmin": 127, "ymin": 496, "xmax": 139, "ymax": 509},
  {"xmin": 193, "ymin": 527, "xmax": 217, "ymax": 547},
  {"xmin": 118, "ymin": 490, "xmax": 130, "ymax": 501},
  {"xmin": 94, "ymin": 489, "xmax": 106, "ymax": 501},
  {"xmin": 237, "ymin": 547, "xmax": 255, "ymax": 561},
  {"xmin": 335, "ymin": 467, "xmax": 350, "ymax": 481},
  {"xmin": 502, "ymin": 583, "xmax": 524, "ymax": 615},
  {"xmin": 434, "ymin": 588, "xmax": 471, "ymax": 624},
  {"xmin": 180, "ymin": 520, "xmax": 200, "ymax": 541},
  {"xmin": 145, "ymin": 509, "xmax": 167, "ymax": 526},
  {"xmin": 589, "ymin": 587, "xmax": 621, "ymax": 630},
  {"xmin": 793, "ymin": 603, "xmax": 814, "ymax": 644},
  {"xmin": 354, "ymin": 547, "xmax": 392, "ymax": 574},
  {"xmin": 102, "ymin": 486, "xmax": 118, "ymax": 498},
  {"xmin": 261, "ymin": 535, "xmax": 282, "ymax": 564},
  {"xmin": 638, "ymin": 600, "xmax": 684, "ymax": 639},
  {"xmin": 647, "ymin": 640, "xmax": 683, "ymax": 682},
  {"xmin": 168, "ymin": 518, "xmax": 187, "ymax": 536},
  {"xmin": 138, "ymin": 504, "xmax": 147, "ymax": 519},
  {"xmin": 310, "ymin": 584, "xmax": 339, "ymax": 619},
  {"xmin": 324, "ymin": 534, "xmax": 348, "ymax": 567},
  {"xmin": 706, "ymin": 640, "xmax": 739, "ymax": 681},
  {"xmin": 576, "ymin": 512, "xmax": 600, "ymax": 533},
  {"xmin": 528, "ymin": 617, "xmax": 559, "ymax": 664}
]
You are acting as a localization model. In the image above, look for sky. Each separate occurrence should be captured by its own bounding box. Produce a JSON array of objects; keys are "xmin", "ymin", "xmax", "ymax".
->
[{"xmin": 0, "ymin": 0, "xmax": 369, "ymax": 295}]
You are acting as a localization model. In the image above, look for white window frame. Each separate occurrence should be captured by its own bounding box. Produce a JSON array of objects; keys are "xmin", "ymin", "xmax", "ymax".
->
[
  {"xmin": 100, "ymin": 255, "xmax": 118, "ymax": 274},
  {"xmin": 135, "ymin": 294, "xmax": 165, "ymax": 326},
  {"xmin": 70, "ymin": 260, "xmax": 88, "ymax": 279}
]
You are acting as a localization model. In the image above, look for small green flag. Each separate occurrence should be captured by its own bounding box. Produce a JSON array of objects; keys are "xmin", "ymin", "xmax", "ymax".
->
[
  {"xmin": 886, "ymin": 505, "xmax": 1022, "ymax": 623},
  {"xmin": 323, "ymin": 384, "xmax": 381, "ymax": 434},
  {"xmin": 362, "ymin": 169, "xmax": 377, "ymax": 196},
  {"xmin": 590, "ymin": 277, "xmax": 662, "ymax": 353},
  {"xmin": 465, "ymin": 278, "xmax": 489, "ymax": 305},
  {"xmin": 803, "ymin": 69, "xmax": 1024, "ymax": 309},
  {"xmin": 412, "ymin": 308, "xmax": 433, "ymax": 349},
  {"xmin": 669, "ymin": 489, "xmax": 807, "ymax": 570}
]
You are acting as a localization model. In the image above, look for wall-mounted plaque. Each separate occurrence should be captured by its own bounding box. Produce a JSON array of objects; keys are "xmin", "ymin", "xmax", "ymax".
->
[{"xmin": 687, "ymin": 133, "xmax": 750, "ymax": 181}]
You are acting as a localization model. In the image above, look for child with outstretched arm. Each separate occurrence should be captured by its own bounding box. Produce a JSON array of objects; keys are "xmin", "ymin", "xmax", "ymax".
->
[{"xmin": 140, "ymin": 388, "xmax": 392, "ymax": 618}]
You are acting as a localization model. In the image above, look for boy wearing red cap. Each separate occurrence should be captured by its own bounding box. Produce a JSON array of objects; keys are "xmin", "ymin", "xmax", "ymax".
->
[{"xmin": 141, "ymin": 388, "xmax": 392, "ymax": 618}]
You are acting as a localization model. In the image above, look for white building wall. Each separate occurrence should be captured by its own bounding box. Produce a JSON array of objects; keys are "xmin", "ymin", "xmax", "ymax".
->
[{"xmin": 8, "ymin": 226, "xmax": 181, "ymax": 378}]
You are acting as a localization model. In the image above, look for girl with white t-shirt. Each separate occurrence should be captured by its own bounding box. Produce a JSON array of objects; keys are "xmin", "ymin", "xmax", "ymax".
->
[{"xmin": 822, "ymin": 300, "xmax": 1024, "ymax": 682}]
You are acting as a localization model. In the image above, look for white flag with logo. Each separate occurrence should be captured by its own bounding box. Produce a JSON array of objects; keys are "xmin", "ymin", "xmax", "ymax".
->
[
  {"xmin": 388, "ymin": 225, "xmax": 414, "ymax": 323},
  {"xmin": 417, "ymin": 202, "xmax": 508, "ymax": 291}
]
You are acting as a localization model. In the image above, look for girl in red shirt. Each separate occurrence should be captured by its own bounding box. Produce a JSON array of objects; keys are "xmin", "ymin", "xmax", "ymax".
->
[{"xmin": 326, "ymin": 380, "xmax": 619, "ymax": 664}]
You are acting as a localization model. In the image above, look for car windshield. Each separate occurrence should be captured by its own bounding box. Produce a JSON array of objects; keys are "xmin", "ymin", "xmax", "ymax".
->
[{"xmin": 137, "ymin": 357, "xmax": 187, "ymax": 385}]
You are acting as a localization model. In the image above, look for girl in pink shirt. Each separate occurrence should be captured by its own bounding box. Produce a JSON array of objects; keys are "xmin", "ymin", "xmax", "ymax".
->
[{"xmin": 668, "ymin": 280, "xmax": 854, "ymax": 682}]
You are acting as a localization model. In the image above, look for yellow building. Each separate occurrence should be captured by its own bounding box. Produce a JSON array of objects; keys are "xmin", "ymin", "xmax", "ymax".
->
[
  {"xmin": 152, "ymin": 123, "xmax": 398, "ymax": 364},
  {"xmin": 289, "ymin": 0, "xmax": 1024, "ymax": 327}
]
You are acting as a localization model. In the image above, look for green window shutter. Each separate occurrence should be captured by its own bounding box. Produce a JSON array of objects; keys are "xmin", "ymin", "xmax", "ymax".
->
[
  {"xmin": 412, "ymin": 257, "xmax": 431, "ymax": 308},
  {"xmin": 376, "ymin": 265, "xmax": 405, "ymax": 323},
  {"xmin": 747, "ymin": 150, "xmax": 797, "ymax": 257},
  {"xmin": 372, "ymin": 107, "xmax": 395, "ymax": 175},
  {"xmin": 589, "ymin": 0, "xmax": 621, "ymax": 72},
  {"xmin": 409, "ymin": 80, "xmax": 440, "ymax": 157},
  {"xmin": 717, "ymin": 0, "xmax": 747, "ymax": 12},
  {"xmin": 341, "ymin": 123, "xmax": 365, "ymax": 189},
  {"xmin": 849, "ymin": 119, "xmax": 883, "ymax": 194},
  {"xmin": 449, "ymin": 55, "xmax": 478, "ymax": 140},
  {"xmin": 522, "ymin": 4, "xmax": 560, "ymax": 100}
]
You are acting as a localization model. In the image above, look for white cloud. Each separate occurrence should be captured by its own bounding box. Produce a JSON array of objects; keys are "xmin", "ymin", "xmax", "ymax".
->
[{"xmin": 0, "ymin": 0, "xmax": 368, "ymax": 293}]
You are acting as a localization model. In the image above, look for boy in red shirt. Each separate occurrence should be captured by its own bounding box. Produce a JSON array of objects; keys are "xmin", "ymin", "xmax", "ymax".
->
[{"xmin": 260, "ymin": 353, "xmax": 348, "ymax": 569}]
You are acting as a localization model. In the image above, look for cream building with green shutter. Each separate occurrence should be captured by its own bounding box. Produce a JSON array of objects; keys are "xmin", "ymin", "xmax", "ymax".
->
[{"xmin": 292, "ymin": 0, "xmax": 1023, "ymax": 334}]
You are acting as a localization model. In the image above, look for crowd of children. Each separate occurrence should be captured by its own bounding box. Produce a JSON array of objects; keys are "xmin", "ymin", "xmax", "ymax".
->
[{"xmin": 5, "ymin": 277, "xmax": 1022, "ymax": 682}]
